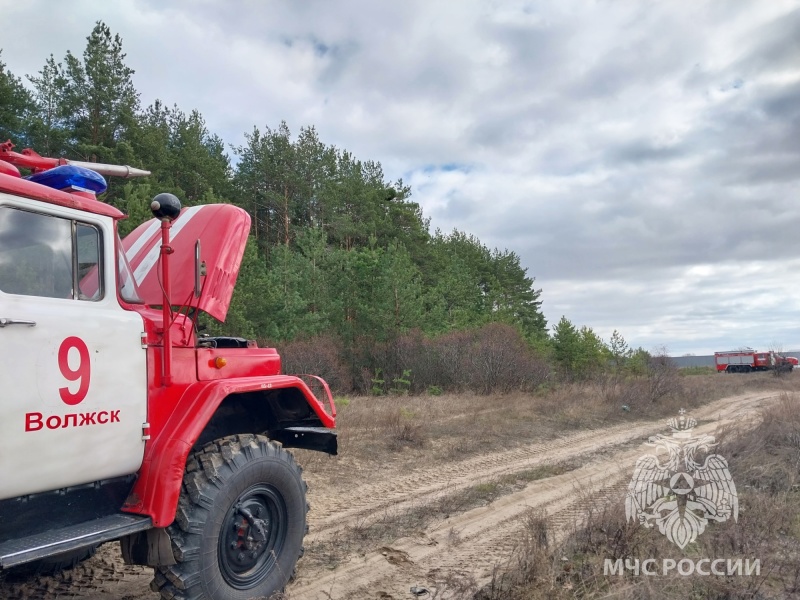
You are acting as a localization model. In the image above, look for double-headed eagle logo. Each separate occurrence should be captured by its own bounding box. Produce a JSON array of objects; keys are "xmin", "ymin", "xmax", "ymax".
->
[{"xmin": 625, "ymin": 409, "xmax": 738, "ymax": 549}]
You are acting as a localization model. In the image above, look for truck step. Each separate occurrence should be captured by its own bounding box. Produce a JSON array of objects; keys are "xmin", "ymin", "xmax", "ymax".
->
[{"xmin": 0, "ymin": 513, "xmax": 152, "ymax": 568}]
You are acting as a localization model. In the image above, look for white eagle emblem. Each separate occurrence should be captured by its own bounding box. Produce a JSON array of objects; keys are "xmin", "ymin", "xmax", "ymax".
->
[{"xmin": 625, "ymin": 409, "xmax": 738, "ymax": 549}]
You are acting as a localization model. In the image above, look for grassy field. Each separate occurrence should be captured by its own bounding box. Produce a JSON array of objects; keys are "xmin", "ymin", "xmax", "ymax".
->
[
  {"xmin": 299, "ymin": 371, "xmax": 799, "ymax": 478},
  {"xmin": 290, "ymin": 371, "xmax": 800, "ymax": 599},
  {"xmin": 472, "ymin": 383, "xmax": 800, "ymax": 599}
]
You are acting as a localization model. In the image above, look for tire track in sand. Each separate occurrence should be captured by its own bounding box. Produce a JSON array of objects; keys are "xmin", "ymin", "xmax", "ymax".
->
[
  {"xmin": 290, "ymin": 391, "xmax": 780, "ymax": 599},
  {"xmin": 305, "ymin": 392, "xmax": 773, "ymax": 542}
]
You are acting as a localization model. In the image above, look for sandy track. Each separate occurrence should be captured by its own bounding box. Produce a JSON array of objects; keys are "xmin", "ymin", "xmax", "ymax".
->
[
  {"xmin": 0, "ymin": 391, "xmax": 778, "ymax": 600},
  {"xmin": 289, "ymin": 391, "xmax": 778, "ymax": 599},
  {"xmin": 305, "ymin": 391, "xmax": 767, "ymax": 542}
]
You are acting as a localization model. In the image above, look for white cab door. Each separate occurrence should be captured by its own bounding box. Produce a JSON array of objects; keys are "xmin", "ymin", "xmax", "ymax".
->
[{"xmin": 0, "ymin": 194, "xmax": 147, "ymax": 500}]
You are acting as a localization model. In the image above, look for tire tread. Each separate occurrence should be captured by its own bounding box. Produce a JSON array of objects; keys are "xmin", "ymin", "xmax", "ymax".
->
[{"xmin": 151, "ymin": 434, "xmax": 307, "ymax": 600}]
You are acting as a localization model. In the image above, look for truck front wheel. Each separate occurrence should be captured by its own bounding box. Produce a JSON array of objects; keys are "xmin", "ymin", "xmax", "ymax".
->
[{"xmin": 152, "ymin": 434, "xmax": 307, "ymax": 600}]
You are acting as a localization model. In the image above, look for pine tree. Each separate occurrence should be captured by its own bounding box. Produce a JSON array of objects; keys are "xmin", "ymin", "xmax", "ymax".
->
[
  {"xmin": 0, "ymin": 52, "xmax": 34, "ymax": 145},
  {"xmin": 26, "ymin": 55, "xmax": 70, "ymax": 155},
  {"xmin": 486, "ymin": 248, "xmax": 546, "ymax": 339},
  {"xmin": 61, "ymin": 21, "xmax": 140, "ymax": 166},
  {"xmin": 552, "ymin": 316, "xmax": 582, "ymax": 378},
  {"xmin": 608, "ymin": 329, "xmax": 632, "ymax": 373}
]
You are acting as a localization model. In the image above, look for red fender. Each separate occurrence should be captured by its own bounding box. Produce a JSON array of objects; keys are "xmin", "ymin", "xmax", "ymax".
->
[{"xmin": 122, "ymin": 375, "xmax": 335, "ymax": 526}]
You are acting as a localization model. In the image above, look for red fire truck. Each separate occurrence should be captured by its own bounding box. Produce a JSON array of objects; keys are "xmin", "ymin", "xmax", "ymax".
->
[
  {"xmin": 0, "ymin": 141, "xmax": 337, "ymax": 599},
  {"xmin": 714, "ymin": 348, "xmax": 796, "ymax": 373}
]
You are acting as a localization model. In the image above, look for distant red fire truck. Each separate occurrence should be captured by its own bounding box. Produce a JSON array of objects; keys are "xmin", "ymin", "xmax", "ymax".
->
[{"xmin": 714, "ymin": 348, "xmax": 797, "ymax": 373}]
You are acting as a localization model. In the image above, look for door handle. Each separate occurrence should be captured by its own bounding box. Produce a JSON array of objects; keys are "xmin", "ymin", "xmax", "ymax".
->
[{"xmin": 0, "ymin": 318, "xmax": 36, "ymax": 327}]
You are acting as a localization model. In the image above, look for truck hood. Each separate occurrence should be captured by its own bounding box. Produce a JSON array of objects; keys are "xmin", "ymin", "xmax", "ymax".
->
[{"xmin": 122, "ymin": 204, "xmax": 251, "ymax": 322}]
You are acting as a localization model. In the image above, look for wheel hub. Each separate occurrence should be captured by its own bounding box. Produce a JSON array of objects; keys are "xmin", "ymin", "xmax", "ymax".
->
[
  {"xmin": 218, "ymin": 484, "xmax": 288, "ymax": 589},
  {"xmin": 224, "ymin": 501, "xmax": 270, "ymax": 569}
]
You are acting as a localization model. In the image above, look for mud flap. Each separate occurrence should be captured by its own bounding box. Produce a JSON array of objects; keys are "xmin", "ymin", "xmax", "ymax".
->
[{"xmin": 120, "ymin": 527, "xmax": 176, "ymax": 567}]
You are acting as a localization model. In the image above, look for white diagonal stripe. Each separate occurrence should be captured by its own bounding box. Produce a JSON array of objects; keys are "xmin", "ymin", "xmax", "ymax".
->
[
  {"xmin": 124, "ymin": 218, "xmax": 161, "ymax": 263},
  {"xmin": 132, "ymin": 205, "xmax": 204, "ymax": 285}
]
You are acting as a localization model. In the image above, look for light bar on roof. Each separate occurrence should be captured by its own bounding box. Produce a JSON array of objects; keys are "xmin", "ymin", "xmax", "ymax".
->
[{"xmin": 27, "ymin": 165, "xmax": 108, "ymax": 195}]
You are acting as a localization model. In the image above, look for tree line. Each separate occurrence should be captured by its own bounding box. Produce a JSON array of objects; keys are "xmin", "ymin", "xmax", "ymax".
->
[{"xmin": 0, "ymin": 22, "xmax": 660, "ymax": 392}]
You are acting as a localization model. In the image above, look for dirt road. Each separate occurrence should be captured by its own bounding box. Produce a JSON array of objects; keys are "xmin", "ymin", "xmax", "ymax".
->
[{"xmin": 0, "ymin": 390, "xmax": 779, "ymax": 600}]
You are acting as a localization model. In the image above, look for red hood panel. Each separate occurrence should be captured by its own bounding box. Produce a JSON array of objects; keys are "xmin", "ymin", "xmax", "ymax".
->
[{"xmin": 123, "ymin": 204, "xmax": 251, "ymax": 321}]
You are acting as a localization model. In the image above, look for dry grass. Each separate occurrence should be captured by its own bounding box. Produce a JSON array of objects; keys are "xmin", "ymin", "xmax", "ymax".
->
[
  {"xmin": 290, "ymin": 372, "xmax": 800, "ymax": 599},
  {"xmin": 480, "ymin": 391, "xmax": 800, "ymax": 600},
  {"xmin": 299, "ymin": 371, "xmax": 800, "ymax": 478}
]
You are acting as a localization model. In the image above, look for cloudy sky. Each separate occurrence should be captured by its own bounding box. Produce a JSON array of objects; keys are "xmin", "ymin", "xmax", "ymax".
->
[{"xmin": 2, "ymin": 0, "xmax": 799, "ymax": 355}]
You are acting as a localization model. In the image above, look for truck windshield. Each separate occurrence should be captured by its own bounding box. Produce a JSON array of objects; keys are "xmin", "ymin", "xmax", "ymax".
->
[{"xmin": 117, "ymin": 237, "xmax": 143, "ymax": 303}]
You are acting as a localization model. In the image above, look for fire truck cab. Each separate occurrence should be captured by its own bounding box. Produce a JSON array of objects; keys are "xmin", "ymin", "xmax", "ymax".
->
[{"xmin": 0, "ymin": 142, "xmax": 336, "ymax": 600}]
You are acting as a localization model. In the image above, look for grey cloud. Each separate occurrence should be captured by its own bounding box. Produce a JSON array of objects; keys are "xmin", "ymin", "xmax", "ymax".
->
[
  {"xmin": 735, "ymin": 7, "xmax": 800, "ymax": 74},
  {"xmin": 316, "ymin": 41, "xmax": 361, "ymax": 87},
  {"xmin": 4, "ymin": 0, "xmax": 800, "ymax": 353},
  {"xmin": 609, "ymin": 141, "xmax": 687, "ymax": 164},
  {"xmin": 761, "ymin": 82, "xmax": 800, "ymax": 123}
]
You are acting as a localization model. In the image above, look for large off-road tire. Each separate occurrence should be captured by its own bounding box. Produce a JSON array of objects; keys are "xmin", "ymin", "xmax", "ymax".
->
[{"xmin": 151, "ymin": 434, "xmax": 308, "ymax": 600}]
